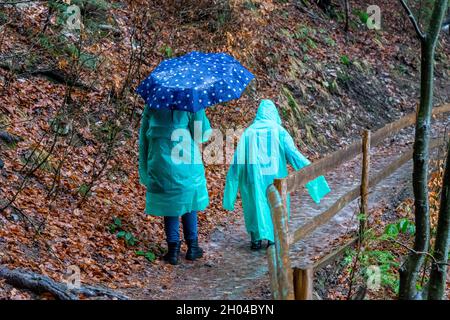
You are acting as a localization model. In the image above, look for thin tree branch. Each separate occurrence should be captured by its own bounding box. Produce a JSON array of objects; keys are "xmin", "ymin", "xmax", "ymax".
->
[
  {"xmin": 399, "ymin": 0, "xmax": 426, "ymax": 40},
  {"xmin": 391, "ymin": 239, "xmax": 450, "ymax": 269},
  {"xmin": 0, "ymin": 0, "xmax": 45, "ymax": 6}
]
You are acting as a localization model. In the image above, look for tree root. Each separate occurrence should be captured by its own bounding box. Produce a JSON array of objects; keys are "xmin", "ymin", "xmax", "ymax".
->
[
  {"xmin": 0, "ymin": 62, "xmax": 95, "ymax": 91},
  {"xmin": 0, "ymin": 266, "xmax": 129, "ymax": 300}
]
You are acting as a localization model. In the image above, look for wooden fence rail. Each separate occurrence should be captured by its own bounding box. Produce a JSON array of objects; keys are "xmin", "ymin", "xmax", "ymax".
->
[
  {"xmin": 266, "ymin": 103, "xmax": 450, "ymax": 300},
  {"xmin": 290, "ymin": 135, "xmax": 447, "ymax": 245},
  {"xmin": 286, "ymin": 103, "xmax": 450, "ymax": 193}
]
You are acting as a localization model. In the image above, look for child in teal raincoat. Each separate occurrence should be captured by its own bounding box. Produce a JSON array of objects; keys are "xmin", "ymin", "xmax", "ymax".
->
[
  {"xmin": 223, "ymin": 100, "xmax": 330, "ymax": 249},
  {"xmin": 139, "ymin": 106, "xmax": 211, "ymax": 264}
]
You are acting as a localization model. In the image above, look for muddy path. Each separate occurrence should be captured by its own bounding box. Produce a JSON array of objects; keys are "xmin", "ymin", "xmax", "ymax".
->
[{"xmin": 131, "ymin": 114, "xmax": 449, "ymax": 300}]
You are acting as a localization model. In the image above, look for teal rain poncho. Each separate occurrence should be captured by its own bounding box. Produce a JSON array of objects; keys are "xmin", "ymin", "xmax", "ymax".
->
[
  {"xmin": 139, "ymin": 106, "xmax": 211, "ymax": 216},
  {"xmin": 223, "ymin": 100, "xmax": 330, "ymax": 242}
]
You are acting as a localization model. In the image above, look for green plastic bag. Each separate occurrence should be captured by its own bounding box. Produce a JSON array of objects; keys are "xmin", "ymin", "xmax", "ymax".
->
[{"xmin": 306, "ymin": 175, "xmax": 331, "ymax": 204}]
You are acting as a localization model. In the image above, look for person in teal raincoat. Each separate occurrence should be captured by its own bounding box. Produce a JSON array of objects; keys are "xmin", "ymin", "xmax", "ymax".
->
[
  {"xmin": 223, "ymin": 99, "xmax": 330, "ymax": 250},
  {"xmin": 139, "ymin": 105, "xmax": 211, "ymax": 264}
]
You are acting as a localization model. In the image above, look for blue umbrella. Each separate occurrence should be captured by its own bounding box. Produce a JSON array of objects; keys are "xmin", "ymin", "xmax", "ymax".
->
[{"xmin": 136, "ymin": 51, "xmax": 254, "ymax": 113}]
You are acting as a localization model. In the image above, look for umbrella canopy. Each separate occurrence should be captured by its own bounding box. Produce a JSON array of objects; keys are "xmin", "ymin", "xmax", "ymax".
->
[{"xmin": 136, "ymin": 51, "xmax": 254, "ymax": 113}]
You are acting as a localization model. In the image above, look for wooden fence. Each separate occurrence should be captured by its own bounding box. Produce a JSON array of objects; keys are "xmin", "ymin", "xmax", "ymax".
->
[{"xmin": 266, "ymin": 103, "xmax": 450, "ymax": 300}]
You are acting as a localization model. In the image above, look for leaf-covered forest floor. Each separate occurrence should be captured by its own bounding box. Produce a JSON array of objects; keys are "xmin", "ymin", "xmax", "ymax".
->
[{"xmin": 0, "ymin": 0, "xmax": 449, "ymax": 299}]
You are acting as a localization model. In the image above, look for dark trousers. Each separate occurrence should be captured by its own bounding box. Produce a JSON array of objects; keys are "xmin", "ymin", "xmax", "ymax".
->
[{"xmin": 164, "ymin": 211, "xmax": 198, "ymax": 243}]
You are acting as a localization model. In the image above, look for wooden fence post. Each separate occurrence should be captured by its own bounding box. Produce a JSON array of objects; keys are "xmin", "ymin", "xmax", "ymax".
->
[
  {"xmin": 267, "ymin": 181, "xmax": 294, "ymax": 300},
  {"xmin": 274, "ymin": 179, "xmax": 288, "ymax": 210},
  {"xmin": 293, "ymin": 267, "xmax": 313, "ymax": 300},
  {"xmin": 360, "ymin": 129, "xmax": 371, "ymax": 239},
  {"xmin": 266, "ymin": 245, "xmax": 280, "ymax": 300}
]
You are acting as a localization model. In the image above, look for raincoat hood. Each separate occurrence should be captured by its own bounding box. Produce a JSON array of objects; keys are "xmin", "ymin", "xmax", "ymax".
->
[{"xmin": 254, "ymin": 99, "xmax": 281, "ymax": 125}]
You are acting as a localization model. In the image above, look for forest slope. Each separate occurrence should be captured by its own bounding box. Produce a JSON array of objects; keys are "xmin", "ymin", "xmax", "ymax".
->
[{"xmin": 0, "ymin": 0, "xmax": 448, "ymax": 299}]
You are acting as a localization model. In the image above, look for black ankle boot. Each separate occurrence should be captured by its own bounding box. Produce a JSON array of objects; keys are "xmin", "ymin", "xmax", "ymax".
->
[
  {"xmin": 164, "ymin": 241, "xmax": 181, "ymax": 265},
  {"xmin": 185, "ymin": 239, "xmax": 203, "ymax": 261},
  {"xmin": 251, "ymin": 240, "xmax": 262, "ymax": 250}
]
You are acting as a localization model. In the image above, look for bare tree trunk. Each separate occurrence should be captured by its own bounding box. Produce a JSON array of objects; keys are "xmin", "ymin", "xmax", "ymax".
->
[
  {"xmin": 344, "ymin": 0, "xmax": 350, "ymax": 32},
  {"xmin": 399, "ymin": 40, "xmax": 434, "ymax": 300},
  {"xmin": 427, "ymin": 142, "xmax": 450, "ymax": 299},
  {"xmin": 397, "ymin": 0, "xmax": 448, "ymax": 300}
]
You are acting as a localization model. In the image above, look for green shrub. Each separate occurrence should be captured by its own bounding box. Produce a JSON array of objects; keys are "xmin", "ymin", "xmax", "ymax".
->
[
  {"xmin": 160, "ymin": 45, "xmax": 173, "ymax": 58},
  {"xmin": 325, "ymin": 37, "xmax": 336, "ymax": 47},
  {"xmin": 381, "ymin": 218, "xmax": 416, "ymax": 240},
  {"xmin": 78, "ymin": 183, "xmax": 91, "ymax": 197},
  {"xmin": 354, "ymin": 9, "xmax": 369, "ymax": 24},
  {"xmin": 117, "ymin": 231, "xmax": 138, "ymax": 246},
  {"xmin": 340, "ymin": 55, "xmax": 351, "ymax": 66},
  {"xmin": 136, "ymin": 250, "xmax": 156, "ymax": 262},
  {"xmin": 243, "ymin": 0, "xmax": 260, "ymax": 10}
]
